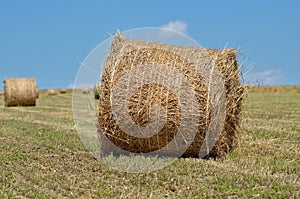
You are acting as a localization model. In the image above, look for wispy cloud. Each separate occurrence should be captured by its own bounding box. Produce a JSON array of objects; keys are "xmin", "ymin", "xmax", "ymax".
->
[
  {"xmin": 159, "ymin": 20, "xmax": 188, "ymax": 38},
  {"xmin": 246, "ymin": 69, "xmax": 285, "ymax": 85}
]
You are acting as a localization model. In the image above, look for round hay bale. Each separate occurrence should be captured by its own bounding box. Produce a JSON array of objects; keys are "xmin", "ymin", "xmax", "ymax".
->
[
  {"xmin": 60, "ymin": 89, "xmax": 67, "ymax": 94},
  {"xmin": 0, "ymin": 90, "xmax": 4, "ymax": 96},
  {"xmin": 35, "ymin": 86, "xmax": 39, "ymax": 98},
  {"xmin": 97, "ymin": 35, "xmax": 244, "ymax": 158},
  {"xmin": 4, "ymin": 78, "xmax": 38, "ymax": 107},
  {"xmin": 94, "ymin": 84, "xmax": 100, "ymax": 99},
  {"xmin": 82, "ymin": 87, "xmax": 90, "ymax": 94},
  {"xmin": 47, "ymin": 89, "xmax": 59, "ymax": 96}
]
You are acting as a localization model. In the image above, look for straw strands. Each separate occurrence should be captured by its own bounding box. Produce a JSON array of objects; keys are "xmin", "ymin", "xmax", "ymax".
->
[
  {"xmin": 97, "ymin": 34, "xmax": 244, "ymax": 158},
  {"xmin": 4, "ymin": 78, "xmax": 39, "ymax": 107}
]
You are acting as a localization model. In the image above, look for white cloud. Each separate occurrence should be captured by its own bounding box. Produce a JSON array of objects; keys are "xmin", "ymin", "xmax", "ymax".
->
[
  {"xmin": 246, "ymin": 69, "xmax": 285, "ymax": 85},
  {"xmin": 161, "ymin": 20, "xmax": 188, "ymax": 34},
  {"xmin": 159, "ymin": 20, "xmax": 188, "ymax": 38}
]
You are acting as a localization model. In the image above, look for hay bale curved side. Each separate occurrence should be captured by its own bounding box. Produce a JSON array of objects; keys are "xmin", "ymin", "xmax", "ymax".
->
[
  {"xmin": 4, "ymin": 78, "xmax": 38, "ymax": 107},
  {"xmin": 182, "ymin": 49, "xmax": 244, "ymax": 158},
  {"xmin": 208, "ymin": 49, "xmax": 244, "ymax": 157}
]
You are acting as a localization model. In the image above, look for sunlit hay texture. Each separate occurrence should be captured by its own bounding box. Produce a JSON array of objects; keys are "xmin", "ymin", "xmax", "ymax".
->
[
  {"xmin": 94, "ymin": 84, "xmax": 100, "ymax": 99},
  {"xmin": 4, "ymin": 78, "xmax": 39, "ymax": 107},
  {"xmin": 98, "ymin": 34, "xmax": 244, "ymax": 158},
  {"xmin": 47, "ymin": 89, "xmax": 59, "ymax": 96}
]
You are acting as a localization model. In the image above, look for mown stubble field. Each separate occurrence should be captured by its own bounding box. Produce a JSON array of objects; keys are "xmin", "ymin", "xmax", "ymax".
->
[{"xmin": 0, "ymin": 86, "xmax": 299, "ymax": 198}]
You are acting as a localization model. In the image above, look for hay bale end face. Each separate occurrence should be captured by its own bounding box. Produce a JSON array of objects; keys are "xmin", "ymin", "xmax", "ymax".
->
[
  {"xmin": 47, "ymin": 89, "xmax": 59, "ymax": 96},
  {"xmin": 98, "ymin": 34, "xmax": 244, "ymax": 158},
  {"xmin": 4, "ymin": 78, "xmax": 39, "ymax": 107}
]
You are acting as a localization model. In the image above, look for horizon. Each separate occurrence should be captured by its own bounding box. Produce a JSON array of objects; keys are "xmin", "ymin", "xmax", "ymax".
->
[{"xmin": 1, "ymin": 1, "xmax": 299, "ymax": 89}]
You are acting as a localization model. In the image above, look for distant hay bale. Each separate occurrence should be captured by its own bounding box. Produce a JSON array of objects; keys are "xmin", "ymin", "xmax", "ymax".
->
[
  {"xmin": 97, "ymin": 34, "xmax": 244, "ymax": 158},
  {"xmin": 4, "ymin": 78, "xmax": 39, "ymax": 107},
  {"xmin": 0, "ymin": 90, "xmax": 4, "ymax": 96},
  {"xmin": 82, "ymin": 87, "xmax": 90, "ymax": 94},
  {"xmin": 47, "ymin": 89, "xmax": 59, "ymax": 96},
  {"xmin": 35, "ymin": 86, "xmax": 39, "ymax": 98},
  {"xmin": 60, "ymin": 89, "xmax": 67, "ymax": 94},
  {"xmin": 94, "ymin": 84, "xmax": 100, "ymax": 99}
]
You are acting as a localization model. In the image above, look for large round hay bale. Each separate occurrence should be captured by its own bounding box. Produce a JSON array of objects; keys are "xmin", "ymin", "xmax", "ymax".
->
[
  {"xmin": 0, "ymin": 90, "xmax": 4, "ymax": 96},
  {"xmin": 97, "ymin": 34, "xmax": 244, "ymax": 158},
  {"xmin": 47, "ymin": 89, "xmax": 59, "ymax": 96},
  {"xmin": 4, "ymin": 78, "xmax": 39, "ymax": 107}
]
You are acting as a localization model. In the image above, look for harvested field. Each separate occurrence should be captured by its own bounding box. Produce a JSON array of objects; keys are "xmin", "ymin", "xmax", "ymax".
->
[{"xmin": 0, "ymin": 86, "xmax": 299, "ymax": 198}]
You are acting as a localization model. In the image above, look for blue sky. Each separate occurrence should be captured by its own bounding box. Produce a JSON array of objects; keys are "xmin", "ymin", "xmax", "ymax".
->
[{"xmin": 0, "ymin": 0, "xmax": 299, "ymax": 89}]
